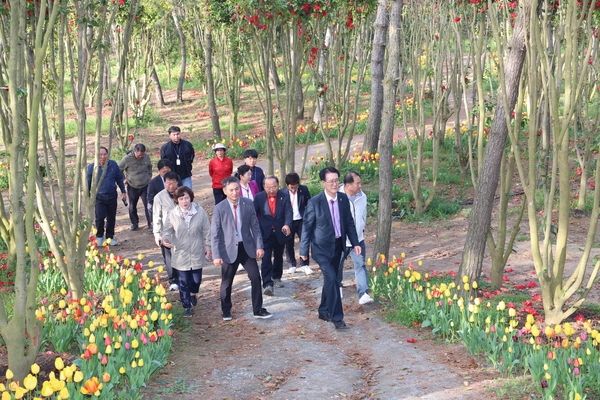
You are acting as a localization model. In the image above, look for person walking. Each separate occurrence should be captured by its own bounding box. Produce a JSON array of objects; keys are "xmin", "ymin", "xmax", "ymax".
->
[
  {"xmin": 236, "ymin": 164, "xmax": 259, "ymax": 200},
  {"xmin": 118, "ymin": 143, "xmax": 153, "ymax": 231},
  {"xmin": 300, "ymin": 167, "xmax": 360, "ymax": 330},
  {"xmin": 160, "ymin": 126, "xmax": 195, "ymax": 189},
  {"xmin": 281, "ymin": 172, "xmax": 313, "ymax": 275},
  {"xmin": 152, "ymin": 171, "xmax": 181, "ymax": 291},
  {"xmin": 339, "ymin": 171, "xmax": 373, "ymax": 305},
  {"xmin": 253, "ymin": 176, "xmax": 292, "ymax": 295},
  {"xmin": 208, "ymin": 143, "xmax": 233, "ymax": 205},
  {"xmin": 147, "ymin": 159, "xmax": 177, "ymax": 231},
  {"xmin": 87, "ymin": 146, "xmax": 127, "ymax": 245},
  {"xmin": 211, "ymin": 176, "xmax": 272, "ymax": 321},
  {"xmin": 161, "ymin": 186, "xmax": 212, "ymax": 318}
]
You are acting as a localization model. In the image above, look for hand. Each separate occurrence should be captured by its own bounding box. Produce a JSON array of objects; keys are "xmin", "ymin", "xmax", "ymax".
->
[
  {"xmin": 256, "ymin": 249, "xmax": 264, "ymax": 259},
  {"xmin": 353, "ymin": 245, "xmax": 362, "ymax": 256},
  {"xmin": 155, "ymin": 237, "xmax": 162, "ymax": 247},
  {"xmin": 162, "ymin": 239, "xmax": 173, "ymax": 249},
  {"xmin": 121, "ymin": 193, "xmax": 127, "ymax": 200},
  {"xmin": 123, "ymin": 179, "xmax": 128, "ymax": 186},
  {"xmin": 281, "ymin": 225, "xmax": 291, "ymax": 236},
  {"xmin": 213, "ymin": 258, "xmax": 223, "ymax": 267},
  {"xmin": 205, "ymin": 250, "xmax": 212, "ymax": 260},
  {"xmin": 300, "ymin": 255, "xmax": 308, "ymax": 261}
]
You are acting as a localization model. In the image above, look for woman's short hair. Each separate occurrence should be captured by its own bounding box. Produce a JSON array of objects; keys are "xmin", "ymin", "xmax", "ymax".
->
[
  {"xmin": 236, "ymin": 164, "xmax": 251, "ymax": 177},
  {"xmin": 173, "ymin": 186, "xmax": 194, "ymax": 203}
]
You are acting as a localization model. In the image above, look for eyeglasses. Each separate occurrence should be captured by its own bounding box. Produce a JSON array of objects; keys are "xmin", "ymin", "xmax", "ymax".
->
[{"xmin": 324, "ymin": 179, "xmax": 340, "ymax": 185}]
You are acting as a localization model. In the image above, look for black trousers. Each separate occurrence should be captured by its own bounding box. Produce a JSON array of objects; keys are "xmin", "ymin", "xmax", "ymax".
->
[
  {"xmin": 127, "ymin": 185, "xmax": 150, "ymax": 226},
  {"xmin": 220, "ymin": 243, "xmax": 263, "ymax": 314},
  {"xmin": 262, "ymin": 231, "xmax": 285, "ymax": 287},
  {"xmin": 213, "ymin": 188, "xmax": 226, "ymax": 205},
  {"xmin": 160, "ymin": 245, "xmax": 179, "ymax": 284},
  {"xmin": 285, "ymin": 219, "xmax": 309, "ymax": 267},
  {"xmin": 317, "ymin": 238, "xmax": 344, "ymax": 323},
  {"xmin": 95, "ymin": 195, "xmax": 118, "ymax": 239}
]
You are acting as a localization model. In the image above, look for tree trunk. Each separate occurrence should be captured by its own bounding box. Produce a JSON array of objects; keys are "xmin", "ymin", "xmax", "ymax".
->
[
  {"xmin": 364, "ymin": 0, "xmax": 388, "ymax": 154},
  {"xmin": 151, "ymin": 67, "xmax": 165, "ymax": 106},
  {"xmin": 458, "ymin": 1, "xmax": 531, "ymax": 284},
  {"xmin": 172, "ymin": 9, "xmax": 186, "ymax": 103},
  {"xmin": 204, "ymin": 29, "xmax": 221, "ymax": 140},
  {"xmin": 373, "ymin": 0, "xmax": 403, "ymax": 261},
  {"xmin": 296, "ymin": 78, "xmax": 304, "ymax": 120}
]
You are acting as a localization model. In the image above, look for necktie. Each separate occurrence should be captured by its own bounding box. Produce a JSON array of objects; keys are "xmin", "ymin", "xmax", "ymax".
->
[
  {"xmin": 330, "ymin": 199, "xmax": 341, "ymax": 238},
  {"xmin": 233, "ymin": 204, "xmax": 238, "ymax": 230}
]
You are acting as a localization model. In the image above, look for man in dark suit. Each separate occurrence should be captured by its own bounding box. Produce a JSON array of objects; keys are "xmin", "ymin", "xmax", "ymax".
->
[
  {"xmin": 212, "ymin": 176, "xmax": 272, "ymax": 321},
  {"xmin": 281, "ymin": 172, "xmax": 313, "ymax": 275},
  {"xmin": 300, "ymin": 167, "xmax": 360, "ymax": 330},
  {"xmin": 254, "ymin": 176, "xmax": 292, "ymax": 295}
]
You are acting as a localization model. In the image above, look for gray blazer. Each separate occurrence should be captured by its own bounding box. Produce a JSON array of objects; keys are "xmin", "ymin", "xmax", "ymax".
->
[{"xmin": 211, "ymin": 197, "xmax": 263, "ymax": 264}]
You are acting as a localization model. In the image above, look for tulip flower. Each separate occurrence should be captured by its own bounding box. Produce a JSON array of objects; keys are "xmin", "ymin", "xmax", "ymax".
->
[{"xmin": 80, "ymin": 377, "xmax": 103, "ymax": 395}]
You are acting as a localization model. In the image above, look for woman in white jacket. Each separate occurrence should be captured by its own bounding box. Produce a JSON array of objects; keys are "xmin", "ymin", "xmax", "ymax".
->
[{"xmin": 162, "ymin": 186, "xmax": 212, "ymax": 317}]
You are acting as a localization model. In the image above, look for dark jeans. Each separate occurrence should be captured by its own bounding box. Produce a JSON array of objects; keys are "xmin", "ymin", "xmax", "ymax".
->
[
  {"xmin": 178, "ymin": 268, "xmax": 203, "ymax": 309},
  {"xmin": 317, "ymin": 238, "xmax": 344, "ymax": 323},
  {"xmin": 220, "ymin": 243, "xmax": 263, "ymax": 314},
  {"xmin": 95, "ymin": 195, "xmax": 118, "ymax": 239},
  {"xmin": 285, "ymin": 219, "xmax": 309, "ymax": 267},
  {"xmin": 261, "ymin": 231, "xmax": 285, "ymax": 288},
  {"xmin": 161, "ymin": 245, "xmax": 179, "ymax": 284},
  {"xmin": 127, "ymin": 185, "xmax": 150, "ymax": 226},
  {"xmin": 213, "ymin": 188, "xmax": 226, "ymax": 205}
]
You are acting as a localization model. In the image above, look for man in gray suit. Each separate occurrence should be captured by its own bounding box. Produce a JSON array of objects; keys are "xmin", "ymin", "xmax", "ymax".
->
[{"xmin": 212, "ymin": 176, "xmax": 273, "ymax": 321}]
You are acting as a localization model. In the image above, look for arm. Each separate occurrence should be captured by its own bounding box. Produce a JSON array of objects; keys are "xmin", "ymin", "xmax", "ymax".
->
[
  {"xmin": 146, "ymin": 155, "xmax": 152, "ymax": 177},
  {"xmin": 211, "ymin": 205, "xmax": 223, "ymax": 265},
  {"xmin": 299, "ymin": 200, "xmax": 315, "ymax": 258},
  {"xmin": 161, "ymin": 211, "xmax": 174, "ymax": 249},
  {"xmin": 248, "ymin": 205, "xmax": 264, "ymax": 258},
  {"xmin": 152, "ymin": 197, "xmax": 163, "ymax": 246},
  {"xmin": 114, "ymin": 162, "xmax": 126, "ymax": 194},
  {"xmin": 201, "ymin": 208, "xmax": 212, "ymax": 259}
]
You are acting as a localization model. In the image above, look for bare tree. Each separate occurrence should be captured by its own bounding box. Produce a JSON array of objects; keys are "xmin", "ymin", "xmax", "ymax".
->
[{"xmin": 172, "ymin": 5, "xmax": 187, "ymax": 103}]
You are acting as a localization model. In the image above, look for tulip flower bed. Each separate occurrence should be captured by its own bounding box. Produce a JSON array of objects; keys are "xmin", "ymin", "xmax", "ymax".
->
[
  {"xmin": 370, "ymin": 254, "xmax": 600, "ymax": 400},
  {"xmin": 0, "ymin": 237, "xmax": 174, "ymax": 399}
]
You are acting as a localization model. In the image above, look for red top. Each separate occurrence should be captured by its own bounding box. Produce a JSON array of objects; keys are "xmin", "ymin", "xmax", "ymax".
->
[{"xmin": 208, "ymin": 156, "xmax": 233, "ymax": 189}]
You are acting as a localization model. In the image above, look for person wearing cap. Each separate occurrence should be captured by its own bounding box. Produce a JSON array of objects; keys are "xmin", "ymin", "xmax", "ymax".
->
[
  {"xmin": 208, "ymin": 143, "xmax": 233, "ymax": 204},
  {"xmin": 243, "ymin": 149, "xmax": 265, "ymax": 191},
  {"xmin": 160, "ymin": 126, "xmax": 195, "ymax": 189}
]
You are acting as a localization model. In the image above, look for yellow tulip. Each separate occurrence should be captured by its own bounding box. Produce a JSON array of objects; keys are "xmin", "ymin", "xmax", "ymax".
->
[
  {"xmin": 138, "ymin": 254, "xmax": 144, "ymax": 260},
  {"xmin": 40, "ymin": 382, "xmax": 54, "ymax": 397},
  {"xmin": 30, "ymin": 363, "xmax": 40, "ymax": 375},
  {"xmin": 58, "ymin": 387, "xmax": 70, "ymax": 399},
  {"xmin": 462, "ymin": 276, "xmax": 469, "ymax": 284},
  {"xmin": 23, "ymin": 374, "xmax": 37, "ymax": 390},
  {"xmin": 5, "ymin": 369, "xmax": 13, "ymax": 380},
  {"xmin": 120, "ymin": 367, "xmax": 126, "ymax": 374},
  {"xmin": 74, "ymin": 371, "xmax": 84, "ymax": 383},
  {"xmin": 531, "ymin": 325, "xmax": 540, "ymax": 337},
  {"xmin": 497, "ymin": 301, "xmax": 506, "ymax": 311}
]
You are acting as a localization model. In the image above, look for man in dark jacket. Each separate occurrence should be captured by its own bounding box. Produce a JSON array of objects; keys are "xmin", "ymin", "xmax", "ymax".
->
[
  {"xmin": 281, "ymin": 172, "xmax": 313, "ymax": 275},
  {"xmin": 87, "ymin": 146, "xmax": 127, "ymax": 245},
  {"xmin": 160, "ymin": 126, "xmax": 195, "ymax": 189}
]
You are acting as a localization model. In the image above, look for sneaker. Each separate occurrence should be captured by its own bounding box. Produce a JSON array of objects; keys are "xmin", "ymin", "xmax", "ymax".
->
[
  {"xmin": 339, "ymin": 287, "xmax": 344, "ymax": 299},
  {"xmin": 169, "ymin": 283, "xmax": 179, "ymax": 291},
  {"xmin": 95, "ymin": 236, "xmax": 104, "ymax": 245},
  {"xmin": 287, "ymin": 267, "xmax": 297, "ymax": 274},
  {"xmin": 107, "ymin": 238, "xmax": 118, "ymax": 246},
  {"xmin": 130, "ymin": 224, "xmax": 139, "ymax": 231},
  {"xmin": 253, "ymin": 308, "xmax": 273, "ymax": 319},
  {"xmin": 191, "ymin": 295, "xmax": 197, "ymax": 307},
  {"xmin": 222, "ymin": 312, "xmax": 232, "ymax": 321},
  {"xmin": 273, "ymin": 278, "xmax": 284, "ymax": 288},
  {"xmin": 183, "ymin": 308, "xmax": 193, "ymax": 318},
  {"xmin": 263, "ymin": 286, "xmax": 274, "ymax": 296},
  {"xmin": 301, "ymin": 266, "xmax": 314, "ymax": 275},
  {"xmin": 359, "ymin": 293, "xmax": 374, "ymax": 305},
  {"xmin": 146, "ymin": 225, "xmax": 153, "ymax": 231}
]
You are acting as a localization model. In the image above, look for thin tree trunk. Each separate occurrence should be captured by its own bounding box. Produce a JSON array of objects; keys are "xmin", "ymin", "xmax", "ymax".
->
[
  {"xmin": 172, "ymin": 9, "xmax": 186, "ymax": 103},
  {"xmin": 364, "ymin": 0, "xmax": 388, "ymax": 154},
  {"xmin": 373, "ymin": 0, "xmax": 403, "ymax": 260},
  {"xmin": 151, "ymin": 66, "xmax": 165, "ymax": 106},
  {"xmin": 204, "ymin": 29, "xmax": 221, "ymax": 140},
  {"xmin": 458, "ymin": 0, "xmax": 532, "ymax": 284}
]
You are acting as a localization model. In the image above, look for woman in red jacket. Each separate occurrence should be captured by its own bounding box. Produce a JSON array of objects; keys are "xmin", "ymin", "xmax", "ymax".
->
[{"xmin": 208, "ymin": 143, "xmax": 233, "ymax": 204}]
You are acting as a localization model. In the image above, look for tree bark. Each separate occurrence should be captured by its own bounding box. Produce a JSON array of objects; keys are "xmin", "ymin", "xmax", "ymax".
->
[
  {"xmin": 364, "ymin": 0, "xmax": 388, "ymax": 154},
  {"xmin": 458, "ymin": 1, "xmax": 531, "ymax": 284},
  {"xmin": 150, "ymin": 66, "xmax": 165, "ymax": 106},
  {"xmin": 373, "ymin": 0, "xmax": 403, "ymax": 260},
  {"xmin": 172, "ymin": 8, "xmax": 186, "ymax": 103},
  {"xmin": 204, "ymin": 29, "xmax": 221, "ymax": 140}
]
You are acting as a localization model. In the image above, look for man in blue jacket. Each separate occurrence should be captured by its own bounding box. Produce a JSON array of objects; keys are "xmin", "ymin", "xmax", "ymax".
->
[{"xmin": 87, "ymin": 147, "xmax": 127, "ymax": 245}]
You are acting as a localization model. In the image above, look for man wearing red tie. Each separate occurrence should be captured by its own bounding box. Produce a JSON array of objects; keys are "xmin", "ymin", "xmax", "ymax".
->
[
  {"xmin": 211, "ymin": 176, "xmax": 272, "ymax": 321},
  {"xmin": 253, "ymin": 176, "xmax": 293, "ymax": 296},
  {"xmin": 300, "ymin": 167, "xmax": 360, "ymax": 330}
]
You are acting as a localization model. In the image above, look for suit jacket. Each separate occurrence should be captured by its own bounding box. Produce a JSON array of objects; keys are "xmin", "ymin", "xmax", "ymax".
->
[
  {"xmin": 254, "ymin": 190, "xmax": 293, "ymax": 244},
  {"xmin": 299, "ymin": 191, "xmax": 359, "ymax": 262},
  {"xmin": 211, "ymin": 197, "xmax": 263, "ymax": 264},
  {"xmin": 281, "ymin": 185, "xmax": 311, "ymax": 219}
]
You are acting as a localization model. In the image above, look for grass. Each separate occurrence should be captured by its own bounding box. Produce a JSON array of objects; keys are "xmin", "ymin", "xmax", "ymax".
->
[{"xmin": 489, "ymin": 375, "xmax": 542, "ymax": 399}]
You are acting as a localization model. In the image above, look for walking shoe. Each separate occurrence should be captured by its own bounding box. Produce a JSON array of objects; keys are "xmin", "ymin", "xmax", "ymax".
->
[
  {"xmin": 287, "ymin": 266, "xmax": 297, "ymax": 274},
  {"xmin": 146, "ymin": 225, "xmax": 153, "ymax": 231},
  {"xmin": 333, "ymin": 320, "xmax": 349, "ymax": 330},
  {"xmin": 359, "ymin": 293, "xmax": 374, "ymax": 305},
  {"xmin": 222, "ymin": 312, "xmax": 232, "ymax": 321},
  {"xmin": 273, "ymin": 278, "xmax": 284, "ymax": 288},
  {"xmin": 253, "ymin": 308, "xmax": 273, "ymax": 319},
  {"xmin": 130, "ymin": 224, "xmax": 139, "ymax": 231},
  {"xmin": 263, "ymin": 286, "xmax": 274, "ymax": 296},
  {"xmin": 95, "ymin": 236, "xmax": 104, "ymax": 245},
  {"xmin": 318, "ymin": 313, "xmax": 331, "ymax": 322},
  {"xmin": 191, "ymin": 295, "xmax": 197, "ymax": 307},
  {"xmin": 107, "ymin": 238, "xmax": 119, "ymax": 246},
  {"xmin": 300, "ymin": 265, "xmax": 314, "ymax": 275},
  {"xmin": 169, "ymin": 283, "xmax": 179, "ymax": 291},
  {"xmin": 183, "ymin": 308, "xmax": 193, "ymax": 318}
]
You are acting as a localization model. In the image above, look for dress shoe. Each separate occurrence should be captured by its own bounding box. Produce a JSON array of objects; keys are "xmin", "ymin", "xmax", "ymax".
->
[
  {"xmin": 130, "ymin": 224, "xmax": 139, "ymax": 231},
  {"xmin": 183, "ymin": 308, "xmax": 193, "ymax": 318},
  {"xmin": 253, "ymin": 308, "xmax": 273, "ymax": 319},
  {"xmin": 273, "ymin": 278, "xmax": 284, "ymax": 288},
  {"xmin": 333, "ymin": 320, "xmax": 349, "ymax": 330},
  {"xmin": 263, "ymin": 286, "xmax": 274, "ymax": 296},
  {"xmin": 190, "ymin": 295, "xmax": 197, "ymax": 307},
  {"xmin": 318, "ymin": 313, "xmax": 331, "ymax": 322},
  {"xmin": 359, "ymin": 293, "xmax": 374, "ymax": 305}
]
